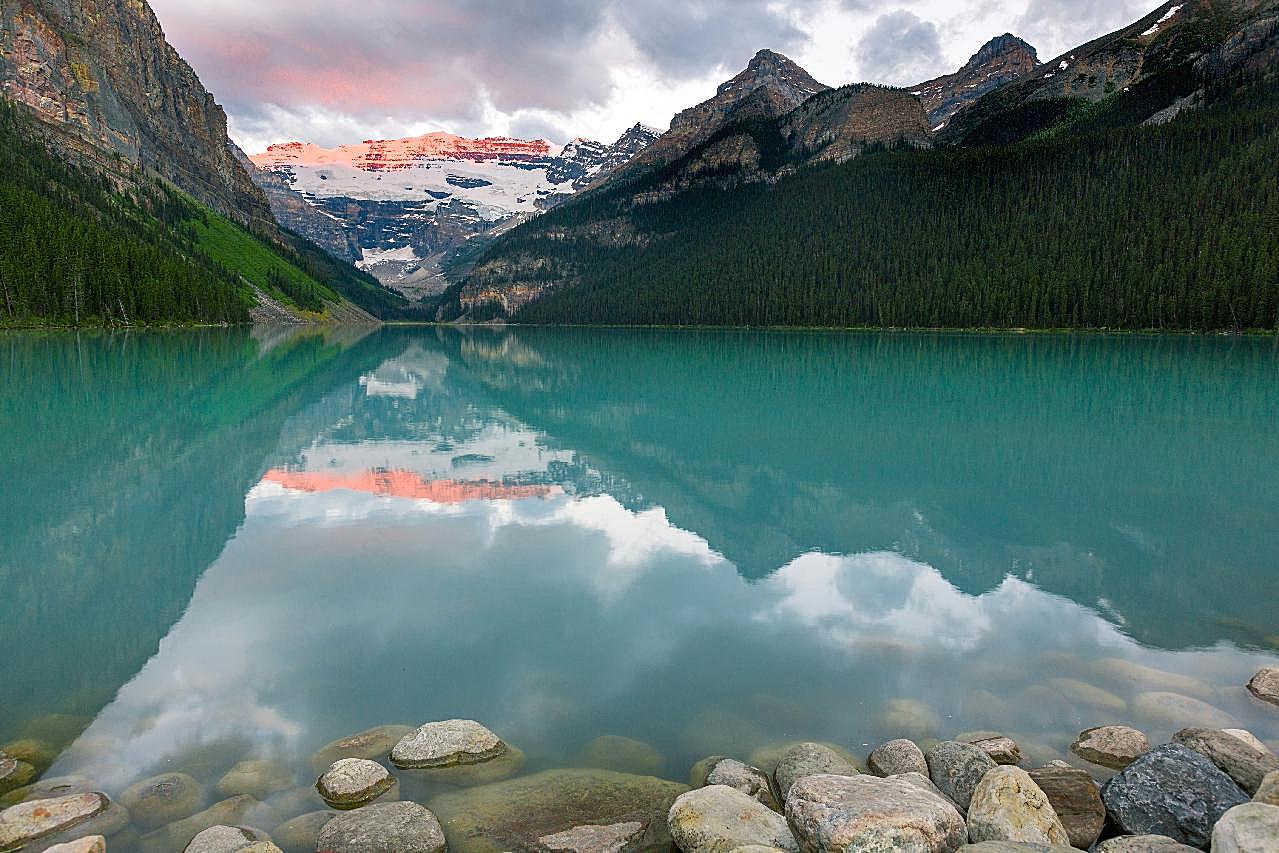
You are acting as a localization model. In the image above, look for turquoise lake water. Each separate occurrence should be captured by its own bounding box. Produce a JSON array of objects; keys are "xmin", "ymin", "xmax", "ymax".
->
[{"xmin": 1, "ymin": 327, "xmax": 1277, "ymax": 846}]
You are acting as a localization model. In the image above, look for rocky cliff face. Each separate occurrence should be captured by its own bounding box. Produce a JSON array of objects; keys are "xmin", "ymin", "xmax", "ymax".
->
[
  {"xmin": 912, "ymin": 34, "xmax": 1039, "ymax": 129},
  {"xmin": 0, "ymin": 0, "xmax": 276, "ymax": 234}
]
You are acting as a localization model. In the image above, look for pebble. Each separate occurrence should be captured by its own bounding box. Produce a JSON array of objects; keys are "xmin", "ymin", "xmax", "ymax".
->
[
  {"xmin": 1255, "ymin": 770, "xmax": 1279, "ymax": 805},
  {"xmin": 1094, "ymin": 836, "xmax": 1200, "ymax": 851}
]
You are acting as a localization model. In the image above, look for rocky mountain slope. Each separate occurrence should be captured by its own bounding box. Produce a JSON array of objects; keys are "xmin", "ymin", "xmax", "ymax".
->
[
  {"xmin": 942, "ymin": 0, "xmax": 1279, "ymax": 145},
  {"xmin": 248, "ymin": 125, "xmax": 660, "ymax": 298},
  {"xmin": 912, "ymin": 34, "xmax": 1039, "ymax": 130}
]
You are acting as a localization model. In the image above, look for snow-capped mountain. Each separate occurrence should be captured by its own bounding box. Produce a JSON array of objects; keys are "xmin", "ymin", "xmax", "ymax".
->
[{"xmin": 248, "ymin": 125, "xmax": 660, "ymax": 297}]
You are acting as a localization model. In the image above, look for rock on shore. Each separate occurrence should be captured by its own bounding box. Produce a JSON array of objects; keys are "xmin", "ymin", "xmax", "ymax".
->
[
  {"xmin": 316, "ymin": 801, "xmax": 446, "ymax": 853},
  {"xmin": 926, "ymin": 742, "xmax": 997, "ymax": 812},
  {"xmin": 667, "ymin": 785, "xmax": 798, "ymax": 853},
  {"xmin": 785, "ymin": 773, "xmax": 967, "ymax": 853},
  {"xmin": 965, "ymin": 767, "xmax": 1068, "ymax": 846}
]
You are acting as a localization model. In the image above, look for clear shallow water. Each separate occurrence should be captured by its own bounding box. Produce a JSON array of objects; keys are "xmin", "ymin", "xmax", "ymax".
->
[{"xmin": 2, "ymin": 327, "xmax": 1278, "ymax": 845}]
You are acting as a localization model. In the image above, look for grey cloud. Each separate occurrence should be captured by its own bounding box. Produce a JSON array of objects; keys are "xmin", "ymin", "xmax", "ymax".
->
[
  {"xmin": 1016, "ymin": 0, "xmax": 1152, "ymax": 60},
  {"xmin": 856, "ymin": 10, "xmax": 944, "ymax": 85}
]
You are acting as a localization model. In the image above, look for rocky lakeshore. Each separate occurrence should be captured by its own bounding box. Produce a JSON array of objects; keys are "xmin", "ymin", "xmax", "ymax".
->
[{"xmin": 1, "ymin": 669, "xmax": 1277, "ymax": 853}]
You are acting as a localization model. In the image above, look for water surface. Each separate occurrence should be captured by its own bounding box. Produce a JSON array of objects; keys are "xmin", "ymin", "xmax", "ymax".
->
[{"xmin": 2, "ymin": 327, "xmax": 1277, "ymax": 845}]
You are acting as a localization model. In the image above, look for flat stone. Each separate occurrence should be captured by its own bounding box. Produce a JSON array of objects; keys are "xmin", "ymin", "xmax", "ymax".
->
[
  {"xmin": 1133, "ymin": 692, "xmax": 1238, "ymax": 730},
  {"xmin": 316, "ymin": 759, "xmax": 394, "ymax": 808},
  {"xmin": 216, "ymin": 760, "xmax": 295, "ymax": 800},
  {"xmin": 1173, "ymin": 727, "xmax": 1279, "ymax": 795},
  {"xmin": 1046, "ymin": 678, "xmax": 1127, "ymax": 712},
  {"xmin": 315, "ymin": 801, "xmax": 446, "ymax": 853},
  {"xmin": 311, "ymin": 725, "xmax": 414, "ymax": 773},
  {"xmin": 956, "ymin": 734, "xmax": 1022, "ymax": 766},
  {"xmin": 1212, "ymin": 802, "xmax": 1279, "ymax": 852},
  {"xmin": 270, "ymin": 810, "xmax": 335, "ymax": 853},
  {"xmin": 1069, "ymin": 726, "xmax": 1150, "ymax": 770},
  {"xmin": 1247, "ymin": 667, "xmax": 1279, "ymax": 707},
  {"xmin": 706, "ymin": 759, "xmax": 780, "ymax": 811},
  {"xmin": 138, "ymin": 795, "xmax": 261, "ymax": 853},
  {"xmin": 784, "ymin": 773, "xmax": 967, "ymax": 853},
  {"xmin": 1094, "ymin": 836, "xmax": 1201, "ymax": 851},
  {"xmin": 925, "ymin": 741, "xmax": 997, "ymax": 812},
  {"xmin": 966, "ymin": 767, "xmax": 1068, "ymax": 846},
  {"xmin": 579, "ymin": 736, "xmax": 666, "ymax": 777},
  {"xmin": 0, "ymin": 793, "xmax": 109, "ymax": 849},
  {"xmin": 1027, "ymin": 765, "xmax": 1104, "ymax": 849},
  {"xmin": 44, "ymin": 836, "xmax": 107, "ymax": 853},
  {"xmin": 667, "ymin": 785, "xmax": 798, "ymax": 853},
  {"xmin": 429, "ymin": 768, "xmax": 688, "ymax": 853},
  {"xmin": 184, "ymin": 824, "xmax": 276, "ymax": 852},
  {"xmin": 1225, "ymin": 730, "xmax": 1270, "ymax": 753},
  {"xmin": 391, "ymin": 719, "xmax": 506, "ymax": 770},
  {"xmin": 868, "ymin": 740, "xmax": 927, "ymax": 778},
  {"xmin": 877, "ymin": 699, "xmax": 943, "ymax": 740},
  {"xmin": 539, "ymin": 821, "xmax": 646, "ymax": 853},
  {"xmin": 1100, "ymin": 743, "xmax": 1250, "ymax": 848},
  {"xmin": 1256, "ymin": 770, "xmax": 1279, "ymax": 805},
  {"xmin": 773, "ymin": 743, "xmax": 859, "ymax": 800},
  {"xmin": 121, "ymin": 772, "xmax": 207, "ymax": 830},
  {"xmin": 33, "ymin": 799, "xmax": 129, "ymax": 848}
]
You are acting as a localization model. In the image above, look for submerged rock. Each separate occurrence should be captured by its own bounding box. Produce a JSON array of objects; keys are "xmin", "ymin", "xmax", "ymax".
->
[
  {"xmin": 1026, "ymin": 764, "xmax": 1104, "ymax": 849},
  {"xmin": 966, "ymin": 767, "xmax": 1068, "ymax": 846},
  {"xmin": 0, "ymin": 756, "xmax": 35, "ymax": 797},
  {"xmin": 216, "ymin": 760, "xmax": 295, "ymax": 800},
  {"xmin": 402, "ymin": 744, "xmax": 526, "ymax": 788},
  {"xmin": 0, "ymin": 792, "xmax": 109, "ymax": 849},
  {"xmin": 773, "ymin": 743, "xmax": 859, "ymax": 800},
  {"xmin": 1100, "ymin": 743, "xmax": 1249, "ymax": 848},
  {"xmin": 17, "ymin": 715, "xmax": 92, "ymax": 750},
  {"xmin": 1211, "ymin": 802, "xmax": 1279, "ymax": 852},
  {"xmin": 1045, "ymin": 678, "xmax": 1127, "ymax": 713},
  {"xmin": 705, "ymin": 759, "xmax": 780, "ymax": 811},
  {"xmin": 316, "ymin": 759, "xmax": 395, "ymax": 808},
  {"xmin": 925, "ymin": 741, "xmax": 997, "ymax": 812},
  {"xmin": 784, "ymin": 773, "xmax": 967, "ymax": 853},
  {"xmin": 1247, "ymin": 667, "xmax": 1279, "ymax": 707},
  {"xmin": 539, "ymin": 821, "xmax": 647, "ymax": 853},
  {"xmin": 138, "ymin": 795, "xmax": 262, "ymax": 853},
  {"xmin": 667, "ymin": 785, "xmax": 798, "ymax": 853},
  {"xmin": 0, "ymin": 739, "xmax": 58, "ymax": 773},
  {"xmin": 1090, "ymin": 659, "xmax": 1213, "ymax": 699},
  {"xmin": 1069, "ymin": 726, "xmax": 1149, "ymax": 770},
  {"xmin": 1132, "ymin": 692, "xmax": 1238, "ymax": 730},
  {"xmin": 428, "ymin": 768, "xmax": 688, "ymax": 853},
  {"xmin": 579, "ymin": 736, "xmax": 666, "ymax": 777},
  {"xmin": 270, "ymin": 810, "xmax": 335, "ymax": 853},
  {"xmin": 316, "ymin": 801, "xmax": 446, "ymax": 853},
  {"xmin": 956, "ymin": 734, "xmax": 1022, "ymax": 766},
  {"xmin": 1173, "ymin": 727, "xmax": 1279, "ymax": 794},
  {"xmin": 121, "ymin": 772, "xmax": 207, "ymax": 830},
  {"xmin": 184, "ymin": 824, "xmax": 276, "ymax": 852},
  {"xmin": 33, "ymin": 798, "xmax": 129, "ymax": 848},
  {"xmin": 311, "ymin": 725, "xmax": 414, "ymax": 773},
  {"xmin": 878, "ymin": 699, "xmax": 943, "ymax": 740},
  {"xmin": 868, "ymin": 740, "xmax": 928, "ymax": 778},
  {"xmin": 392, "ymin": 719, "xmax": 507, "ymax": 770},
  {"xmin": 1, "ymin": 776, "xmax": 99, "ymax": 808}
]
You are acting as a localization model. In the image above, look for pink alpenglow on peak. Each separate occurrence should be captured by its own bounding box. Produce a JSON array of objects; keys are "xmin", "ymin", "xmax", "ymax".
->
[{"xmin": 250, "ymin": 133, "xmax": 554, "ymax": 173}]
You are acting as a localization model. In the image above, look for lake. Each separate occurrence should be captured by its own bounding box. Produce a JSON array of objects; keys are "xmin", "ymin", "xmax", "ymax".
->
[{"xmin": 2, "ymin": 327, "xmax": 1277, "ymax": 849}]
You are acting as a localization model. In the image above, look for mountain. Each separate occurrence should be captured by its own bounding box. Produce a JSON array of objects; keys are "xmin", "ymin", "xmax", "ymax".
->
[
  {"xmin": 942, "ymin": 0, "xmax": 1279, "ymax": 145},
  {"xmin": 912, "ymin": 34, "xmax": 1039, "ymax": 130},
  {"xmin": 0, "ymin": 0, "xmax": 408, "ymax": 326},
  {"xmin": 248, "ymin": 125, "xmax": 660, "ymax": 298},
  {"xmin": 435, "ymin": 3, "xmax": 1279, "ymax": 331}
]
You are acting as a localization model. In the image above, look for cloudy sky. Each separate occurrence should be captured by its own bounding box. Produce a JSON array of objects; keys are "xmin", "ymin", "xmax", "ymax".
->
[{"xmin": 149, "ymin": 0, "xmax": 1156, "ymax": 153}]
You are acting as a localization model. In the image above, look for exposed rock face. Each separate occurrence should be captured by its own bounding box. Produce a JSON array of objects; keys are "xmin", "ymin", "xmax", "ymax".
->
[
  {"xmin": 315, "ymin": 801, "xmax": 446, "ymax": 853},
  {"xmin": 780, "ymin": 85, "xmax": 931, "ymax": 165},
  {"xmin": 1173, "ymin": 728, "xmax": 1279, "ymax": 794},
  {"xmin": 965, "ymin": 767, "xmax": 1069, "ymax": 846},
  {"xmin": 1026, "ymin": 765, "xmax": 1105, "ymax": 848},
  {"xmin": 237, "ymin": 146, "xmax": 363, "ymax": 264},
  {"xmin": 667, "ymin": 785, "xmax": 798, "ymax": 853},
  {"xmin": 0, "ymin": 0, "xmax": 275, "ymax": 233},
  {"xmin": 784, "ymin": 774, "xmax": 967, "ymax": 853},
  {"xmin": 1100, "ymin": 743, "xmax": 1250, "ymax": 848},
  {"xmin": 912, "ymin": 34, "xmax": 1039, "ymax": 128}
]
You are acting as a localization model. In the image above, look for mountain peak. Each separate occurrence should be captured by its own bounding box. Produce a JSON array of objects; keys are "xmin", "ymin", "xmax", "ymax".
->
[
  {"xmin": 913, "ymin": 33, "xmax": 1040, "ymax": 127},
  {"xmin": 719, "ymin": 49, "xmax": 825, "ymax": 100},
  {"xmin": 968, "ymin": 34, "xmax": 1039, "ymax": 70}
]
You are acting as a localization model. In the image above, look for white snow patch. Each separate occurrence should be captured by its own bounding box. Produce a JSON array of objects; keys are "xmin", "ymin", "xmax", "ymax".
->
[
  {"xmin": 932, "ymin": 123, "xmax": 947, "ymax": 132},
  {"xmin": 1059, "ymin": 60, "xmax": 1070, "ymax": 70},
  {"xmin": 1142, "ymin": 4, "xmax": 1184, "ymax": 36}
]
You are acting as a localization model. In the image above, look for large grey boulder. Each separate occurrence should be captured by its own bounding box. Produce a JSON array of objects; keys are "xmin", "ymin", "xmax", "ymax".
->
[
  {"xmin": 216, "ymin": 760, "xmax": 295, "ymax": 800},
  {"xmin": 316, "ymin": 801, "xmax": 446, "ymax": 853},
  {"xmin": 0, "ymin": 793, "xmax": 109, "ymax": 850},
  {"xmin": 868, "ymin": 740, "xmax": 927, "ymax": 778},
  {"xmin": 1094, "ymin": 836, "xmax": 1200, "ymax": 851},
  {"xmin": 183, "ymin": 824, "xmax": 277, "ymax": 852},
  {"xmin": 667, "ymin": 785, "xmax": 798, "ymax": 853},
  {"xmin": 1099, "ymin": 743, "xmax": 1249, "ymax": 848},
  {"xmin": 391, "ymin": 719, "xmax": 506, "ymax": 769},
  {"xmin": 1172, "ymin": 728, "xmax": 1279, "ymax": 795},
  {"xmin": 773, "ymin": 743, "xmax": 858, "ymax": 800},
  {"xmin": 1069, "ymin": 726, "xmax": 1149, "ymax": 770},
  {"xmin": 784, "ymin": 773, "xmax": 967, "ymax": 853},
  {"xmin": 1211, "ymin": 802, "xmax": 1279, "ymax": 852},
  {"xmin": 706, "ymin": 759, "xmax": 780, "ymax": 811},
  {"xmin": 271, "ymin": 810, "xmax": 335, "ymax": 853},
  {"xmin": 1027, "ymin": 764, "xmax": 1104, "ymax": 849},
  {"xmin": 1247, "ymin": 667, "xmax": 1279, "ymax": 708},
  {"xmin": 316, "ymin": 759, "xmax": 395, "ymax": 808},
  {"xmin": 925, "ymin": 741, "xmax": 997, "ymax": 812},
  {"xmin": 965, "ymin": 767, "xmax": 1068, "ymax": 846},
  {"xmin": 121, "ymin": 772, "xmax": 207, "ymax": 830}
]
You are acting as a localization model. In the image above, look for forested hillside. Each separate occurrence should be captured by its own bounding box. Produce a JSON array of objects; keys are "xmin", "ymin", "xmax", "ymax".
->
[
  {"xmin": 0, "ymin": 103, "xmax": 405, "ymax": 327},
  {"xmin": 463, "ymin": 79, "xmax": 1279, "ymax": 331}
]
